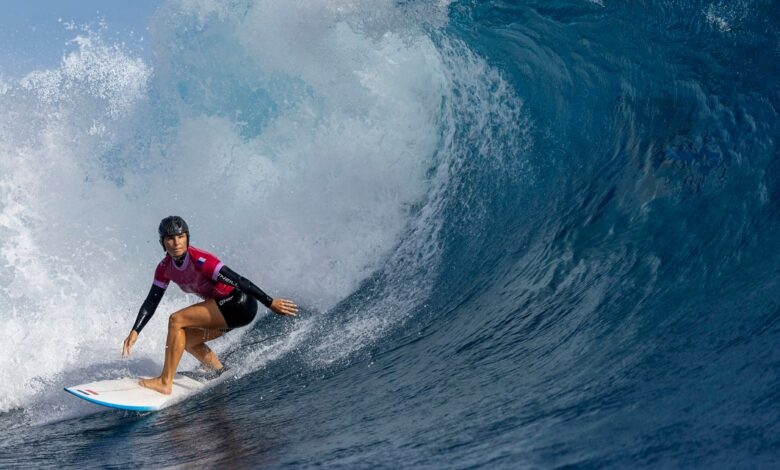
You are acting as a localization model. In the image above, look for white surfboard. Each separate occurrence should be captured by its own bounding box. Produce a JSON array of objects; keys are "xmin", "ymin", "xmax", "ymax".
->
[{"xmin": 64, "ymin": 374, "xmax": 206, "ymax": 412}]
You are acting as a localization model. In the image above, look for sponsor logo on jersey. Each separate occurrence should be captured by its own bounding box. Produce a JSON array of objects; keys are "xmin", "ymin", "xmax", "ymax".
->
[{"xmin": 197, "ymin": 256, "xmax": 206, "ymax": 267}]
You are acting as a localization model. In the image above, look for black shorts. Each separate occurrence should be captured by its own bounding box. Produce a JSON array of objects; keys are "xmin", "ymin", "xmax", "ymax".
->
[{"xmin": 216, "ymin": 290, "xmax": 258, "ymax": 330}]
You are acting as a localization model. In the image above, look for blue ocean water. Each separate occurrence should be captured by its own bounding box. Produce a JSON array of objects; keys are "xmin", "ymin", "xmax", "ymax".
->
[{"xmin": 1, "ymin": 0, "xmax": 779, "ymax": 468}]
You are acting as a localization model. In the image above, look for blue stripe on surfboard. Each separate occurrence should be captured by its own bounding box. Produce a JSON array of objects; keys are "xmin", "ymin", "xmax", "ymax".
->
[{"xmin": 63, "ymin": 387, "xmax": 158, "ymax": 412}]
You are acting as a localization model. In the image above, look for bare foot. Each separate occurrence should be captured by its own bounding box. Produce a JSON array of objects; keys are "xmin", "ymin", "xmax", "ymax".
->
[{"xmin": 139, "ymin": 376, "xmax": 172, "ymax": 395}]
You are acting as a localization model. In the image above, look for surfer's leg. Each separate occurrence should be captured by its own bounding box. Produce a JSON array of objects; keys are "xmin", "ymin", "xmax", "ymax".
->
[
  {"xmin": 140, "ymin": 299, "xmax": 228, "ymax": 394},
  {"xmin": 185, "ymin": 328, "xmax": 224, "ymax": 370}
]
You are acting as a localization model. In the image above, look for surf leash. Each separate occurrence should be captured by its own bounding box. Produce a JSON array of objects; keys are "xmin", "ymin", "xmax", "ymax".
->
[{"xmin": 221, "ymin": 333, "xmax": 287, "ymax": 365}]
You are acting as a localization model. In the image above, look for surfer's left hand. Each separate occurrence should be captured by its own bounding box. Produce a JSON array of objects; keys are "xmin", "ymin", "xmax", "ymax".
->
[{"xmin": 270, "ymin": 298, "xmax": 298, "ymax": 317}]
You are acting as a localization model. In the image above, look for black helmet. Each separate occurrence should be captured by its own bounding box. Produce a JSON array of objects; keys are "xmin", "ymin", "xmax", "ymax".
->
[{"xmin": 158, "ymin": 215, "xmax": 189, "ymax": 249}]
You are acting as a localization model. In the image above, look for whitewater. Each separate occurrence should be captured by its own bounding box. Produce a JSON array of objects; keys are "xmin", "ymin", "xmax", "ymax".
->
[{"xmin": 1, "ymin": 0, "xmax": 779, "ymax": 468}]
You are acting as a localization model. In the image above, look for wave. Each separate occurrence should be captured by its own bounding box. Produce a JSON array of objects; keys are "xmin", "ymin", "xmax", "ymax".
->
[{"xmin": 2, "ymin": 0, "xmax": 779, "ymax": 466}]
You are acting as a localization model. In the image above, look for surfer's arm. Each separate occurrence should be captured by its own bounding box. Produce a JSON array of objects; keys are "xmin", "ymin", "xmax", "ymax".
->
[
  {"xmin": 122, "ymin": 285, "xmax": 165, "ymax": 357},
  {"xmin": 217, "ymin": 266, "xmax": 298, "ymax": 316},
  {"xmin": 217, "ymin": 265, "xmax": 273, "ymax": 307},
  {"xmin": 131, "ymin": 284, "xmax": 166, "ymax": 333}
]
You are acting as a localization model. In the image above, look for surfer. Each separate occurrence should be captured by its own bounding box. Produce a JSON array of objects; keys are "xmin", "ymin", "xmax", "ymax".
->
[{"xmin": 121, "ymin": 216, "xmax": 298, "ymax": 395}]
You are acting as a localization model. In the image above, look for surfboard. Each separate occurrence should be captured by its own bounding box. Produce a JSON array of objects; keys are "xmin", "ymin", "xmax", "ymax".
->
[{"xmin": 64, "ymin": 374, "xmax": 206, "ymax": 412}]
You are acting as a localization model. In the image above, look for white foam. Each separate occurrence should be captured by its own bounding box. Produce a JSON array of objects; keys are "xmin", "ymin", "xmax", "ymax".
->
[
  {"xmin": 704, "ymin": 2, "xmax": 749, "ymax": 33},
  {"xmin": 0, "ymin": 1, "xmax": 436, "ymax": 413}
]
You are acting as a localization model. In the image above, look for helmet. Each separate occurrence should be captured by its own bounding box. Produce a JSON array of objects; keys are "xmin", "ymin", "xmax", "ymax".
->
[{"xmin": 158, "ymin": 216, "xmax": 189, "ymax": 249}]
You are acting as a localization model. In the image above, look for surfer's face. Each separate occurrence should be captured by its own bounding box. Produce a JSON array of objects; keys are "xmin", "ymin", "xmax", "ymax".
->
[{"xmin": 163, "ymin": 233, "xmax": 188, "ymax": 258}]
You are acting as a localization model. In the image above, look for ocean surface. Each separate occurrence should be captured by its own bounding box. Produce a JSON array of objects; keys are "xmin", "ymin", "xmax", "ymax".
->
[{"xmin": 1, "ymin": 0, "xmax": 779, "ymax": 468}]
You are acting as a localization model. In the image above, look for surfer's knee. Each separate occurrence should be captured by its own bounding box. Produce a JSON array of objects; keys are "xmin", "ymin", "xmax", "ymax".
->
[{"xmin": 168, "ymin": 312, "xmax": 186, "ymax": 330}]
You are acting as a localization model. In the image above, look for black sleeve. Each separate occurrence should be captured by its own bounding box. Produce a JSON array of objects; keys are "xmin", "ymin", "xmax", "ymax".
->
[
  {"xmin": 217, "ymin": 265, "xmax": 274, "ymax": 308},
  {"xmin": 132, "ymin": 284, "xmax": 166, "ymax": 334}
]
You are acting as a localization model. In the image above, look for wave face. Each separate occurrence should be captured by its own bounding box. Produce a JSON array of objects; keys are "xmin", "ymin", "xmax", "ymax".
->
[{"xmin": 1, "ymin": 0, "xmax": 779, "ymax": 467}]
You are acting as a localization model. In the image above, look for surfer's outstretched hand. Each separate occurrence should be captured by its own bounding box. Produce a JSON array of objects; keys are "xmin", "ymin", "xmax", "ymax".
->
[
  {"xmin": 122, "ymin": 330, "xmax": 138, "ymax": 358},
  {"xmin": 270, "ymin": 298, "xmax": 298, "ymax": 317}
]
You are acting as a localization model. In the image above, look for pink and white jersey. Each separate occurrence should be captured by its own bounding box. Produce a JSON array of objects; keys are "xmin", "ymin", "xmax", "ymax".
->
[{"xmin": 153, "ymin": 246, "xmax": 234, "ymax": 300}]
